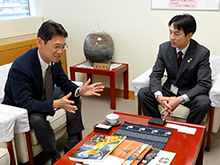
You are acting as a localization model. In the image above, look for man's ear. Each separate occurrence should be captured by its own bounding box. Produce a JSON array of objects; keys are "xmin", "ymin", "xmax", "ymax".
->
[
  {"xmin": 187, "ymin": 32, "xmax": 193, "ymax": 41},
  {"xmin": 36, "ymin": 37, "xmax": 43, "ymax": 48}
]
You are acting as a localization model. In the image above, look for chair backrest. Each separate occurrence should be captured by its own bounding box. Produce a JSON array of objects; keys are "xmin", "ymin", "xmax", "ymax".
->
[
  {"xmin": 209, "ymin": 55, "xmax": 220, "ymax": 80},
  {"xmin": 0, "ymin": 63, "xmax": 12, "ymax": 102}
]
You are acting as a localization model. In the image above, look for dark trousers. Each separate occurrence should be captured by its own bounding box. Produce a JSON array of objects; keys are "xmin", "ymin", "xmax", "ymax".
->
[
  {"xmin": 138, "ymin": 87, "xmax": 211, "ymax": 124},
  {"xmin": 29, "ymin": 97, "xmax": 84, "ymax": 152}
]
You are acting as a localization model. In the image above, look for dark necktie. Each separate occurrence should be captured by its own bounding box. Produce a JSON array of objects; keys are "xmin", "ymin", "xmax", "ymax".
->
[
  {"xmin": 178, "ymin": 51, "xmax": 183, "ymax": 67},
  {"xmin": 45, "ymin": 65, "xmax": 54, "ymax": 100}
]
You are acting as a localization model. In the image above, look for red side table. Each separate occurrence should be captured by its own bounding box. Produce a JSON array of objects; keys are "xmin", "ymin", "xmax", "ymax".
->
[{"xmin": 70, "ymin": 61, "xmax": 129, "ymax": 110}]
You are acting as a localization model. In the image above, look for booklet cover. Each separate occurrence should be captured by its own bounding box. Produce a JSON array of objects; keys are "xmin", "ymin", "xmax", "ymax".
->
[
  {"xmin": 138, "ymin": 148, "xmax": 176, "ymax": 165},
  {"xmin": 130, "ymin": 145, "xmax": 153, "ymax": 165},
  {"xmin": 95, "ymin": 139, "xmax": 145, "ymax": 165},
  {"xmin": 122, "ymin": 143, "xmax": 152, "ymax": 165},
  {"xmin": 69, "ymin": 134, "xmax": 126, "ymax": 163}
]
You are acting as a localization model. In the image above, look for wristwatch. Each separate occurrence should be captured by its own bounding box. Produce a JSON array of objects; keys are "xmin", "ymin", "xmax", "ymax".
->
[
  {"xmin": 180, "ymin": 96, "xmax": 185, "ymax": 104},
  {"xmin": 77, "ymin": 88, "xmax": 81, "ymax": 96}
]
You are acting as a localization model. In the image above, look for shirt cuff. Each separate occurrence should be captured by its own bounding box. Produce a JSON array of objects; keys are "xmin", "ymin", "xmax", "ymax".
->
[
  {"xmin": 154, "ymin": 91, "xmax": 163, "ymax": 100},
  {"xmin": 181, "ymin": 94, "xmax": 190, "ymax": 104},
  {"xmin": 75, "ymin": 87, "xmax": 81, "ymax": 97}
]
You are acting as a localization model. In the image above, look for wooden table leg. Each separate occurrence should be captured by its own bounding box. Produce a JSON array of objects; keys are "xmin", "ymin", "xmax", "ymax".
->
[
  {"xmin": 206, "ymin": 107, "xmax": 214, "ymax": 151},
  {"xmin": 25, "ymin": 132, "xmax": 34, "ymax": 165},
  {"xmin": 87, "ymin": 74, "xmax": 92, "ymax": 83},
  {"xmin": 70, "ymin": 70, "xmax": 76, "ymax": 81},
  {"xmin": 6, "ymin": 141, "xmax": 16, "ymax": 165},
  {"xmin": 195, "ymin": 132, "xmax": 205, "ymax": 165},
  {"xmin": 110, "ymin": 73, "xmax": 116, "ymax": 110},
  {"xmin": 123, "ymin": 67, "xmax": 129, "ymax": 99}
]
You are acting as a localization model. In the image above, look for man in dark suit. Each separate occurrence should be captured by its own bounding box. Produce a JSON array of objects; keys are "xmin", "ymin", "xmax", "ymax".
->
[
  {"xmin": 3, "ymin": 20, "xmax": 104, "ymax": 164},
  {"xmin": 138, "ymin": 14, "xmax": 212, "ymax": 124}
]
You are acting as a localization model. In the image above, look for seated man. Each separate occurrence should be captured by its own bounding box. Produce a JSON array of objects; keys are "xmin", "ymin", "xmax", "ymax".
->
[
  {"xmin": 138, "ymin": 14, "xmax": 212, "ymax": 124},
  {"xmin": 2, "ymin": 20, "xmax": 105, "ymax": 164}
]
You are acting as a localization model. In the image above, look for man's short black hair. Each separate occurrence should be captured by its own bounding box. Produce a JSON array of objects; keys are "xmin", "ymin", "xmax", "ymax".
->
[
  {"xmin": 37, "ymin": 20, "xmax": 68, "ymax": 42},
  {"xmin": 168, "ymin": 14, "xmax": 196, "ymax": 36}
]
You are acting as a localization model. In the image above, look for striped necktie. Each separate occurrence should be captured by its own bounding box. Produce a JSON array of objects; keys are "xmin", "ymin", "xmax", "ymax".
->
[
  {"xmin": 178, "ymin": 51, "xmax": 183, "ymax": 67},
  {"xmin": 45, "ymin": 65, "xmax": 54, "ymax": 100}
]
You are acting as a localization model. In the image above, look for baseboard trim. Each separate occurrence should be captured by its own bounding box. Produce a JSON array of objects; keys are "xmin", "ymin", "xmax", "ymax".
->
[{"xmin": 101, "ymin": 87, "xmax": 135, "ymax": 100}]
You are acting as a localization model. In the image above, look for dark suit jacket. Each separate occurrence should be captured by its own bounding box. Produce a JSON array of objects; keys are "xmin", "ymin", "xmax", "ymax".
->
[
  {"xmin": 3, "ymin": 47, "xmax": 79, "ymax": 116},
  {"xmin": 150, "ymin": 39, "xmax": 212, "ymax": 100}
]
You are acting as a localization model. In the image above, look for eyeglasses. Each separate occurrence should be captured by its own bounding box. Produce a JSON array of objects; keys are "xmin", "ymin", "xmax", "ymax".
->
[{"xmin": 44, "ymin": 40, "xmax": 68, "ymax": 51}]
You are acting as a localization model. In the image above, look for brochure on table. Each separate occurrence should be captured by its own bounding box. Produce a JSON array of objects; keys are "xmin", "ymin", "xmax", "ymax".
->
[{"xmin": 69, "ymin": 134, "xmax": 126, "ymax": 163}]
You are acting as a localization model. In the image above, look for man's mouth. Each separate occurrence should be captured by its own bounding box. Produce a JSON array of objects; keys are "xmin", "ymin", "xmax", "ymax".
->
[
  {"xmin": 54, "ymin": 54, "xmax": 61, "ymax": 58},
  {"xmin": 170, "ymin": 41, "xmax": 176, "ymax": 46}
]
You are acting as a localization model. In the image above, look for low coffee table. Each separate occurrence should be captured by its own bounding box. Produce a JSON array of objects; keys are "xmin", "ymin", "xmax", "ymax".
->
[{"xmin": 54, "ymin": 112, "xmax": 206, "ymax": 165}]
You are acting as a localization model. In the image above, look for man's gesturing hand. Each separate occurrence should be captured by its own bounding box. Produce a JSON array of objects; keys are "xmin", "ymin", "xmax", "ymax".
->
[
  {"xmin": 79, "ymin": 78, "xmax": 105, "ymax": 96},
  {"xmin": 53, "ymin": 92, "xmax": 78, "ymax": 114}
]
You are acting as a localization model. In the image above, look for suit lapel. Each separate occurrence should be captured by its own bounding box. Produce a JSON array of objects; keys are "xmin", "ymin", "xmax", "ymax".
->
[
  {"xmin": 175, "ymin": 40, "xmax": 196, "ymax": 81},
  {"xmin": 167, "ymin": 45, "xmax": 179, "ymax": 72}
]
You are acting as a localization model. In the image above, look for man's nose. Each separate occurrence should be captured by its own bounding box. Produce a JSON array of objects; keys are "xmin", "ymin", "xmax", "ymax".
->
[
  {"xmin": 57, "ymin": 48, "xmax": 64, "ymax": 54},
  {"xmin": 170, "ymin": 33, "xmax": 175, "ymax": 40}
]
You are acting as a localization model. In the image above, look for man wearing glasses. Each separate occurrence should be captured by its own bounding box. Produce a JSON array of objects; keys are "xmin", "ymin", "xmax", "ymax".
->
[{"xmin": 3, "ymin": 20, "xmax": 105, "ymax": 164}]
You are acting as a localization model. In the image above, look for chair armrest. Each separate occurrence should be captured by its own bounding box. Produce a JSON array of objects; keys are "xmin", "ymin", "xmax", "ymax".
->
[
  {"xmin": 210, "ymin": 55, "xmax": 220, "ymax": 81},
  {"xmin": 0, "ymin": 63, "xmax": 12, "ymax": 100},
  {"xmin": 132, "ymin": 68, "xmax": 152, "ymax": 96},
  {"xmin": 210, "ymin": 74, "xmax": 220, "ymax": 108}
]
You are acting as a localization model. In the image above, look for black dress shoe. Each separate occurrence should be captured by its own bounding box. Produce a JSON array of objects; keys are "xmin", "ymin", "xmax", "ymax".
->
[
  {"xmin": 51, "ymin": 157, "xmax": 60, "ymax": 165},
  {"xmin": 64, "ymin": 134, "xmax": 79, "ymax": 154},
  {"xmin": 64, "ymin": 138, "xmax": 79, "ymax": 154},
  {"xmin": 50, "ymin": 149, "xmax": 61, "ymax": 165},
  {"xmin": 64, "ymin": 146, "xmax": 70, "ymax": 154}
]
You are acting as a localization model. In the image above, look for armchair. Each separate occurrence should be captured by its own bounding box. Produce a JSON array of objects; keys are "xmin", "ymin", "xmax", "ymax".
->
[
  {"xmin": 132, "ymin": 55, "xmax": 220, "ymax": 151},
  {"xmin": 0, "ymin": 56, "xmax": 83, "ymax": 164}
]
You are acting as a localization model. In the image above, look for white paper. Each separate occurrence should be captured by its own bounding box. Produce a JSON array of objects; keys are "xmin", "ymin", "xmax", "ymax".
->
[
  {"xmin": 165, "ymin": 123, "xmax": 197, "ymax": 135},
  {"xmin": 96, "ymin": 123, "xmax": 111, "ymax": 129},
  {"xmin": 90, "ymin": 155, "xmax": 125, "ymax": 165},
  {"xmin": 147, "ymin": 149, "xmax": 176, "ymax": 165}
]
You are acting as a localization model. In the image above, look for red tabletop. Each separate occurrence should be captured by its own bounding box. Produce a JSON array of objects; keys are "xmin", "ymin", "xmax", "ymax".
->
[{"xmin": 54, "ymin": 112, "xmax": 206, "ymax": 165}]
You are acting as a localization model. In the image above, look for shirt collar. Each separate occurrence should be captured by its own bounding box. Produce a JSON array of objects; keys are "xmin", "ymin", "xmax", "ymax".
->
[
  {"xmin": 37, "ymin": 49, "xmax": 51, "ymax": 72},
  {"xmin": 176, "ymin": 41, "xmax": 190, "ymax": 55}
]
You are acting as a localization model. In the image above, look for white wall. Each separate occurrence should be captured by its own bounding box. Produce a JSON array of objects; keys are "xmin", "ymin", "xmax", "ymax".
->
[
  {"xmin": 0, "ymin": 17, "xmax": 43, "ymax": 39},
  {"xmin": 1, "ymin": 0, "xmax": 220, "ymax": 92}
]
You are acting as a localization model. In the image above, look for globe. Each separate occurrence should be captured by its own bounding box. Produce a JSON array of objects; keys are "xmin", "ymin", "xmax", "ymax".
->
[{"xmin": 83, "ymin": 30, "xmax": 114, "ymax": 66}]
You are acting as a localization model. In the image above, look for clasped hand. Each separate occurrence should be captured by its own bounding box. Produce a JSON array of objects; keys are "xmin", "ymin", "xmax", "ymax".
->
[
  {"xmin": 157, "ymin": 95, "xmax": 180, "ymax": 120},
  {"xmin": 54, "ymin": 78, "xmax": 105, "ymax": 113}
]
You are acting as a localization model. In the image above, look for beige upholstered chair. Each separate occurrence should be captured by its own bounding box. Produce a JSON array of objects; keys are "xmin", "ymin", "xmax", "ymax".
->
[
  {"xmin": 132, "ymin": 55, "xmax": 220, "ymax": 151},
  {"xmin": 0, "ymin": 62, "xmax": 83, "ymax": 164},
  {"xmin": 0, "ymin": 147, "xmax": 11, "ymax": 164},
  {"xmin": 0, "ymin": 147, "xmax": 11, "ymax": 165}
]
